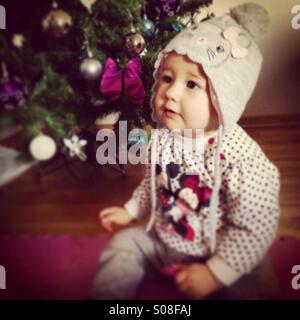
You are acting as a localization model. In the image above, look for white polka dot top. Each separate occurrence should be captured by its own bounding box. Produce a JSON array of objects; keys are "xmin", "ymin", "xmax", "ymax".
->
[{"xmin": 124, "ymin": 124, "xmax": 280, "ymax": 285}]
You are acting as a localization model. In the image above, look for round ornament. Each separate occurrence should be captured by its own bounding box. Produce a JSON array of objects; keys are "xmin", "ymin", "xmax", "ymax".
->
[
  {"xmin": 80, "ymin": 57, "xmax": 103, "ymax": 81},
  {"xmin": 42, "ymin": 9, "xmax": 73, "ymax": 38},
  {"xmin": 94, "ymin": 112, "xmax": 121, "ymax": 130},
  {"xmin": 125, "ymin": 33, "xmax": 146, "ymax": 57},
  {"xmin": 29, "ymin": 135, "xmax": 57, "ymax": 161},
  {"xmin": 140, "ymin": 19, "xmax": 155, "ymax": 37},
  {"xmin": 128, "ymin": 133, "xmax": 147, "ymax": 147},
  {"xmin": 0, "ymin": 76, "xmax": 27, "ymax": 111},
  {"xmin": 171, "ymin": 20, "xmax": 184, "ymax": 32},
  {"xmin": 12, "ymin": 34, "xmax": 25, "ymax": 48},
  {"xmin": 128, "ymin": 128, "xmax": 148, "ymax": 158}
]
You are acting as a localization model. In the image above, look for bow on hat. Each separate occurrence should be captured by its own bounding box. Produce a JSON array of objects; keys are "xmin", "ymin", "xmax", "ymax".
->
[
  {"xmin": 223, "ymin": 26, "xmax": 250, "ymax": 58},
  {"xmin": 100, "ymin": 57, "xmax": 145, "ymax": 106}
]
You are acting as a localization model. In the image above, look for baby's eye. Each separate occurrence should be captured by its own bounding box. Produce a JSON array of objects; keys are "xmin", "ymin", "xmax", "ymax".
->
[
  {"xmin": 186, "ymin": 81, "xmax": 200, "ymax": 89},
  {"xmin": 161, "ymin": 75, "xmax": 172, "ymax": 83},
  {"xmin": 216, "ymin": 45, "xmax": 225, "ymax": 53}
]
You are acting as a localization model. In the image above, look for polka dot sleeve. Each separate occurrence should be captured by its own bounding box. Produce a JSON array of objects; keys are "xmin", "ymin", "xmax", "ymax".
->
[
  {"xmin": 124, "ymin": 163, "xmax": 152, "ymax": 220},
  {"xmin": 124, "ymin": 140, "xmax": 155, "ymax": 220},
  {"xmin": 210, "ymin": 156, "xmax": 280, "ymax": 282}
]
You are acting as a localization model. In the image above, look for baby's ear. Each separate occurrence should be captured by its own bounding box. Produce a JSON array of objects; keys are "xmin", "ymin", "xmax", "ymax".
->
[{"xmin": 166, "ymin": 162, "xmax": 180, "ymax": 179}]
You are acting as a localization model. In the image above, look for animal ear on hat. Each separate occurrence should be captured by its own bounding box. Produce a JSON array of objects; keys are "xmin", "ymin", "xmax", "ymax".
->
[{"xmin": 229, "ymin": 2, "xmax": 270, "ymax": 41}]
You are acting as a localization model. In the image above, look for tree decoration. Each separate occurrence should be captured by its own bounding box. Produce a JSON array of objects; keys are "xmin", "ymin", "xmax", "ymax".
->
[
  {"xmin": 155, "ymin": 0, "xmax": 181, "ymax": 17},
  {"xmin": 63, "ymin": 134, "xmax": 87, "ymax": 161},
  {"xmin": 29, "ymin": 134, "xmax": 57, "ymax": 161},
  {"xmin": 80, "ymin": 57, "xmax": 102, "ymax": 80},
  {"xmin": 0, "ymin": 62, "xmax": 27, "ymax": 111},
  {"xmin": 128, "ymin": 129, "xmax": 148, "ymax": 147},
  {"xmin": 100, "ymin": 57, "xmax": 145, "ymax": 106},
  {"xmin": 140, "ymin": 18, "xmax": 156, "ymax": 37},
  {"xmin": 125, "ymin": 33, "xmax": 146, "ymax": 57},
  {"xmin": 12, "ymin": 34, "xmax": 25, "ymax": 48},
  {"xmin": 42, "ymin": 2, "xmax": 73, "ymax": 38},
  {"xmin": 94, "ymin": 112, "xmax": 121, "ymax": 129},
  {"xmin": 80, "ymin": 39, "xmax": 103, "ymax": 81},
  {"xmin": 171, "ymin": 19, "xmax": 184, "ymax": 32}
]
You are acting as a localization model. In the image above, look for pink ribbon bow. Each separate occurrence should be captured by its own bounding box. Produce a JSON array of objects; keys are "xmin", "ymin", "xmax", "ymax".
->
[{"xmin": 99, "ymin": 57, "xmax": 145, "ymax": 106}]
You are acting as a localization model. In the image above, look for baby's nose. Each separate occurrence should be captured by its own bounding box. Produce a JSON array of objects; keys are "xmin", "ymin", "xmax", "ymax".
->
[{"xmin": 165, "ymin": 83, "xmax": 181, "ymax": 101}]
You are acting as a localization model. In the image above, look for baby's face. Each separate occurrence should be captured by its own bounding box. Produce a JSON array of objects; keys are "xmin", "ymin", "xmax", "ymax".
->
[{"xmin": 154, "ymin": 52, "xmax": 218, "ymax": 137}]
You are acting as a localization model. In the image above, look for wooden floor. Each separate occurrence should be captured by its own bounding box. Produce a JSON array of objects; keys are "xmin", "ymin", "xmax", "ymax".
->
[{"xmin": 0, "ymin": 123, "xmax": 300, "ymax": 239}]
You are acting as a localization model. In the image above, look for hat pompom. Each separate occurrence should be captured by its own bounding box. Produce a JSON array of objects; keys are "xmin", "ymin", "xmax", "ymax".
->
[{"xmin": 229, "ymin": 2, "xmax": 270, "ymax": 40}]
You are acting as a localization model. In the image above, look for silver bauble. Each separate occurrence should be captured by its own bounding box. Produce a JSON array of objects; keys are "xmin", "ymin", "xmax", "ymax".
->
[{"xmin": 80, "ymin": 58, "xmax": 103, "ymax": 81}]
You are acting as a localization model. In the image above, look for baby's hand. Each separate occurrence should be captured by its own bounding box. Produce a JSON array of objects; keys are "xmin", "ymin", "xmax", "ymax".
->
[
  {"xmin": 172, "ymin": 263, "xmax": 223, "ymax": 299},
  {"xmin": 99, "ymin": 206, "xmax": 134, "ymax": 232}
]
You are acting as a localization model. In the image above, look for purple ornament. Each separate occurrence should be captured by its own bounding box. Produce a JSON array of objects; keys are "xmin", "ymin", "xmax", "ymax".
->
[
  {"xmin": 0, "ymin": 76, "xmax": 27, "ymax": 111},
  {"xmin": 156, "ymin": 0, "xmax": 180, "ymax": 17}
]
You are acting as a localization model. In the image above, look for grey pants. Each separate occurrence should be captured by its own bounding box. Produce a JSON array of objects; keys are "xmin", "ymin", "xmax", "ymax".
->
[{"xmin": 90, "ymin": 226, "xmax": 279, "ymax": 300}]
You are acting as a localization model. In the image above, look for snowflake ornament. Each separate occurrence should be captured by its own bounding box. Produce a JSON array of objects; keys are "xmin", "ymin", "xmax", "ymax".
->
[{"xmin": 63, "ymin": 135, "xmax": 88, "ymax": 161}]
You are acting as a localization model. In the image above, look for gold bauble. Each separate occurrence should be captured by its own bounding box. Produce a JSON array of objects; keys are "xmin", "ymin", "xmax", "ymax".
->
[
  {"xmin": 42, "ymin": 9, "xmax": 73, "ymax": 38},
  {"xmin": 125, "ymin": 33, "xmax": 145, "ymax": 57}
]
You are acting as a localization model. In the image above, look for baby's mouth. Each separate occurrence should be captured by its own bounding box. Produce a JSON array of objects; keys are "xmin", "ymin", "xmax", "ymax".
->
[{"xmin": 164, "ymin": 107, "xmax": 180, "ymax": 117}]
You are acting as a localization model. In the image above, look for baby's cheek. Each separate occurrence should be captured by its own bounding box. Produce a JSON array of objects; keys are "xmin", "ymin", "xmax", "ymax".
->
[
  {"xmin": 154, "ymin": 98, "xmax": 162, "ymax": 114},
  {"xmin": 153, "ymin": 94, "xmax": 160, "ymax": 110},
  {"xmin": 154, "ymin": 100, "xmax": 164, "ymax": 122},
  {"xmin": 154, "ymin": 86, "xmax": 163, "ymax": 101},
  {"xmin": 184, "ymin": 106, "xmax": 209, "ymax": 128}
]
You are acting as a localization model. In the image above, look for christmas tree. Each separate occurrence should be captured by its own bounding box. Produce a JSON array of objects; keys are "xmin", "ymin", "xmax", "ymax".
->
[{"xmin": 0, "ymin": 0, "xmax": 212, "ymax": 163}]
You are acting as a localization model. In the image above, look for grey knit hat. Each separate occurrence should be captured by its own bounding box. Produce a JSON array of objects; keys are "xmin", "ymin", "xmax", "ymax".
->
[{"xmin": 151, "ymin": 2, "xmax": 270, "ymax": 133}]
